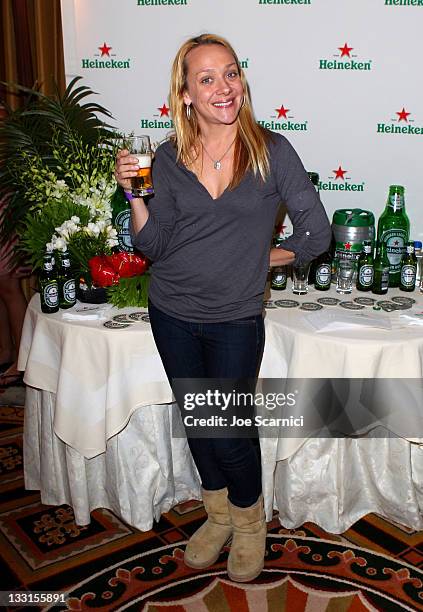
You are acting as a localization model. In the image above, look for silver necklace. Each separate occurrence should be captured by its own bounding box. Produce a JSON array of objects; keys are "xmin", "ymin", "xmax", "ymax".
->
[{"xmin": 201, "ymin": 137, "xmax": 236, "ymax": 170}]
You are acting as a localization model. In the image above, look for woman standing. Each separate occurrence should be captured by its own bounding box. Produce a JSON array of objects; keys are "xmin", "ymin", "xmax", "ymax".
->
[{"xmin": 115, "ymin": 33, "xmax": 331, "ymax": 582}]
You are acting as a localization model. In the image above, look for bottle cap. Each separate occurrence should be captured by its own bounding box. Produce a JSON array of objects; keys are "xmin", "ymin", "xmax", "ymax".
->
[
  {"xmin": 389, "ymin": 185, "xmax": 404, "ymax": 195},
  {"xmin": 414, "ymin": 241, "xmax": 422, "ymax": 249}
]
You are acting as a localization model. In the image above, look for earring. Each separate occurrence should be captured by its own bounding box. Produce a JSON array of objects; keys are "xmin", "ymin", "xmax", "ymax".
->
[{"xmin": 186, "ymin": 104, "xmax": 191, "ymax": 120}]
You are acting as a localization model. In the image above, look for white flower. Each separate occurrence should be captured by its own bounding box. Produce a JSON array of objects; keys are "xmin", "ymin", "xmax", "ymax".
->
[
  {"xmin": 54, "ymin": 218, "xmax": 80, "ymax": 241},
  {"xmin": 50, "ymin": 180, "xmax": 69, "ymax": 200},
  {"xmin": 52, "ymin": 236, "xmax": 67, "ymax": 252},
  {"xmin": 85, "ymin": 222, "xmax": 101, "ymax": 237},
  {"xmin": 106, "ymin": 226, "xmax": 118, "ymax": 239},
  {"xmin": 46, "ymin": 242, "xmax": 54, "ymax": 252},
  {"xmin": 70, "ymin": 216, "xmax": 80, "ymax": 224},
  {"xmin": 107, "ymin": 238, "xmax": 119, "ymax": 248}
]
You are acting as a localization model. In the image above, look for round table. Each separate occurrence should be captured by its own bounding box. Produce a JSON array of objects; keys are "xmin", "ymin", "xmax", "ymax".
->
[{"xmin": 19, "ymin": 288, "xmax": 423, "ymax": 532}]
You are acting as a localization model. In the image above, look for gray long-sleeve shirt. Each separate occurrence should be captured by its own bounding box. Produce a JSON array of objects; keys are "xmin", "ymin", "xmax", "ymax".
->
[{"xmin": 131, "ymin": 131, "xmax": 331, "ymax": 322}]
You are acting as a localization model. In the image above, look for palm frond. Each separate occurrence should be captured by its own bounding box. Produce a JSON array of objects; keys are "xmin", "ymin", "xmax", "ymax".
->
[{"xmin": 0, "ymin": 77, "xmax": 116, "ymax": 251}]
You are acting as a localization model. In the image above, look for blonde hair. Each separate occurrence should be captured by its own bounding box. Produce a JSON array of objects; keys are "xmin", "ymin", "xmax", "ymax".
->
[{"xmin": 169, "ymin": 33, "xmax": 271, "ymax": 188}]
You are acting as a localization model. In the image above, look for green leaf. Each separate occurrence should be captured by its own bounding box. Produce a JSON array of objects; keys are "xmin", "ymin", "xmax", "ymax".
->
[{"xmin": 107, "ymin": 275, "xmax": 150, "ymax": 309}]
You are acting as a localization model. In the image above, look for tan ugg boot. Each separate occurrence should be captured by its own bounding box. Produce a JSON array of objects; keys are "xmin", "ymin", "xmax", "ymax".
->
[
  {"xmin": 184, "ymin": 487, "xmax": 232, "ymax": 569},
  {"xmin": 227, "ymin": 495, "xmax": 267, "ymax": 582}
]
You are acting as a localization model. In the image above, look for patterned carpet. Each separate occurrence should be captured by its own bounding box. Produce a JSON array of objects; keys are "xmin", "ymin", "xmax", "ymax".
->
[{"xmin": 1, "ymin": 391, "xmax": 423, "ymax": 611}]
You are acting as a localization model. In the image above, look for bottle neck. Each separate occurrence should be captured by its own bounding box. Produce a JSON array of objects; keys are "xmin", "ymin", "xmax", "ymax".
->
[
  {"xmin": 387, "ymin": 193, "xmax": 405, "ymax": 211},
  {"xmin": 378, "ymin": 244, "xmax": 387, "ymax": 258}
]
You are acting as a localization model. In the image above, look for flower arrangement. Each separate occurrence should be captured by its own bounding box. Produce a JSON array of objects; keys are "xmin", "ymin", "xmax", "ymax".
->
[
  {"xmin": 19, "ymin": 132, "xmax": 120, "ymax": 280},
  {"xmin": 0, "ymin": 78, "xmax": 149, "ymax": 307}
]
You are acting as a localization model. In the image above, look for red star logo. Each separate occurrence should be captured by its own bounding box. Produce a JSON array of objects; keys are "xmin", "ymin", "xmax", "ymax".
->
[
  {"xmin": 98, "ymin": 42, "xmax": 112, "ymax": 57},
  {"xmin": 333, "ymin": 166, "xmax": 348, "ymax": 180},
  {"xmin": 344, "ymin": 242, "xmax": 352, "ymax": 250},
  {"xmin": 158, "ymin": 103, "xmax": 170, "ymax": 117},
  {"xmin": 396, "ymin": 107, "xmax": 410, "ymax": 122},
  {"xmin": 338, "ymin": 43, "xmax": 353, "ymax": 58},
  {"xmin": 275, "ymin": 105, "xmax": 289, "ymax": 119},
  {"xmin": 394, "ymin": 240, "xmax": 399, "ymax": 246}
]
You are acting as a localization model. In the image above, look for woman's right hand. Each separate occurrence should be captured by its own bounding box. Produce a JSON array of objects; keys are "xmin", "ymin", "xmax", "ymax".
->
[{"xmin": 114, "ymin": 149, "xmax": 139, "ymax": 191}]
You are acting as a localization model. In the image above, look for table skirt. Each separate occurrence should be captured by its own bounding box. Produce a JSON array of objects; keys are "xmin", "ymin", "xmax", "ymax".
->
[
  {"xmin": 23, "ymin": 387, "xmax": 202, "ymax": 530},
  {"xmin": 24, "ymin": 387, "xmax": 423, "ymax": 533},
  {"xmin": 268, "ymin": 437, "xmax": 423, "ymax": 533}
]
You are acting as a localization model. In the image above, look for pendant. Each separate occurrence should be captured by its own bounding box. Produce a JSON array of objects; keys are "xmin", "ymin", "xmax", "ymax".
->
[{"xmin": 214, "ymin": 161, "xmax": 221, "ymax": 170}]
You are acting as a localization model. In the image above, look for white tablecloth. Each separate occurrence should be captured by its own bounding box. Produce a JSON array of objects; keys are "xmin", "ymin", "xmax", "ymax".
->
[{"xmin": 19, "ymin": 289, "xmax": 423, "ymax": 532}]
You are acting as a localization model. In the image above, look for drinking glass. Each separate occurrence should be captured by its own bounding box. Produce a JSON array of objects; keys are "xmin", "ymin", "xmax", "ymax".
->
[
  {"xmin": 336, "ymin": 259, "xmax": 354, "ymax": 294},
  {"xmin": 292, "ymin": 262, "xmax": 310, "ymax": 295},
  {"xmin": 126, "ymin": 135, "xmax": 154, "ymax": 197}
]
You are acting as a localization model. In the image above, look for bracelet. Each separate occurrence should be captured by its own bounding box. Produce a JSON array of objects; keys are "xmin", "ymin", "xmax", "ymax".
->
[{"xmin": 124, "ymin": 190, "xmax": 134, "ymax": 201}]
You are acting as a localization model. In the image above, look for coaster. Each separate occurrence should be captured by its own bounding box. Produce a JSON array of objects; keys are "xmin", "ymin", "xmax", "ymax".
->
[
  {"xmin": 376, "ymin": 301, "xmax": 397, "ymax": 312},
  {"xmin": 274, "ymin": 299, "xmax": 300, "ymax": 308},
  {"xmin": 263, "ymin": 300, "xmax": 277, "ymax": 309},
  {"xmin": 339, "ymin": 301, "xmax": 365, "ymax": 310},
  {"xmin": 392, "ymin": 302, "xmax": 412, "ymax": 310},
  {"xmin": 391, "ymin": 296, "xmax": 416, "ymax": 305},
  {"xmin": 300, "ymin": 302, "xmax": 323, "ymax": 311},
  {"xmin": 104, "ymin": 320, "xmax": 132, "ymax": 329},
  {"xmin": 128, "ymin": 311, "xmax": 149, "ymax": 321},
  {"xmin": 354, "ymin": 297, "xmax": 376, "ymax": 306},
  {"xmin": 113, "ymin": 314, "xmax": 135, "ymax": 323},
  {"xmin": 317, "ymin": 297, "xmax": 340, "ymax": 306},
  {"xmin": 377, "ymin": 300, "xmax": 396, "ymax": 308}
]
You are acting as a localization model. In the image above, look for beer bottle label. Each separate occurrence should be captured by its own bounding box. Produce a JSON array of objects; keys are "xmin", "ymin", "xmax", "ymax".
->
[
  {"xmin": 44, "ymin": 262, "xmax": 53, "ymax": 272},
  {"xmin": 401, "ymin": 265, "xmax": 416, "ymax": 288},
  {"xmin": 63, "ymin": 279, "xmax": 76, "ymax": 303},
  {"xmin": 271, "ymin": 268, "xmax": 287, "ymax": 288},
  {"xmin": 359, "ymin": 265, "xmax": 374, "ymax": 287},
  {"xmin": 115, "ymin": 209, "xmax": 134, "ymax": 252},
  {"xmin": 389, "ymin": 194, "xmax": 404, "ymax": 210},
  {"xmin": 380, "ymin": 229, "xmax": 407, "ymax": 273},
  {"xmin": 316, "ymin": 263, "xmax": 331, "ymax": 287},
  {"xmin": 381, "ymin": 268, "xmax": 389, "ymax": 290},
  {"xmin": 43, "ymin": 282, "xmax": 59, "ymax": 307},
  {"xmin": 62, "ymin": 258, "xmax": 71, "ymax": 268}
]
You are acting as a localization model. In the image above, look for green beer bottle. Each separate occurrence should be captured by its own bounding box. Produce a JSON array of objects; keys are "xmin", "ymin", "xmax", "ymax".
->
[
  {"xmin": 399, "ymin": 241, "xmax": 417, "ymax": 292},
  {"xmin": 111, "ymin": 185, "xmax": 134, "ymax": 252},
  {"xmin": 372, "ymin": 242, "xmax": 390, "ymax": 295},
  {"xmin": 40, "ymin": 252, "xmax": 59, "ymax": 313},
  {"xmin": 58, "ymin": 250, "xmax": 76, "ymax": 309},
  {"xmin": 376, "ymin": 185, "xmax": 410, "ymax": 287},
  {"xmin": 271, "ymin": 223, "xmax": 287, "ymax": 291},
  {"xmin": 314, "ymin": 251, "xmax": 332, "ymax": 291},
  {"xmin": 356, "ymin": 240, "xmax": 374, "ymax": 292}
]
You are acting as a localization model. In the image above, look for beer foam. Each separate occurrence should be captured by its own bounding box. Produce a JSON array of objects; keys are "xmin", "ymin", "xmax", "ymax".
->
[{"xmin": 135, "ymin": 154, "xmax": 152, "ymax": 168}]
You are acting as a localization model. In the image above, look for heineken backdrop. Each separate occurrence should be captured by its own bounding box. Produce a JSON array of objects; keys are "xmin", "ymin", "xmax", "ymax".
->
[{"xmin": 60, "ymin": 0, "xmax": 422, "ymax": 238}]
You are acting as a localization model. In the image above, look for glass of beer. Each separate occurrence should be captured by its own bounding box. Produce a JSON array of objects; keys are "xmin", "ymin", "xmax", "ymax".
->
[{"xmin": 126, "ymin": 135, "xmax": 154, "ymax": 197}]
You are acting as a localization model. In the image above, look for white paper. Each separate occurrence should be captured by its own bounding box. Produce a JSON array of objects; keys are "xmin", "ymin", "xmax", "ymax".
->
[
  {"xmin": 306, "ymin": 309, "xmax": 392, "ymax": 332},
  {"xmin": 62, "ymin": 304, "xmax": 112, "ymax": 321}
]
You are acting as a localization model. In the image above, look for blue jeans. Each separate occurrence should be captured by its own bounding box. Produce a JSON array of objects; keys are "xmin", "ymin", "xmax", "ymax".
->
[{"xmin": 148, "ymin": 300, "xmax": 265, "ymax": 508}]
